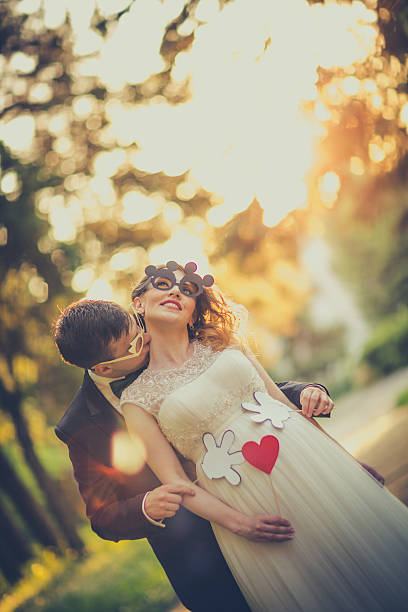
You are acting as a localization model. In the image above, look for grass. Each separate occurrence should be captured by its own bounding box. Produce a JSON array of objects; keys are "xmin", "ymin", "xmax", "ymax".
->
[
  {"xmin": 396, "ymin": 387, "xmax": 408, "ymax": 408},
  {"xmin": 1, "ymin": 526, "xmax": 178, "ymax": 612}
]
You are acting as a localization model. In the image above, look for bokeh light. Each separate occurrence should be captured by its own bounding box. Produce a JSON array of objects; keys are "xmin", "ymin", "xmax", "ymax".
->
[
  {"xmin": 112, "ymin": 431, "xmax": 147, "ymax": 474},
  {"xmin": 86, "ymin": 278, "xmax": 113, "ymax": 300}
]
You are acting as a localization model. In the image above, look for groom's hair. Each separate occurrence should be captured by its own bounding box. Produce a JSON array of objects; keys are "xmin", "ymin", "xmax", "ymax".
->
[{"xmin": 53, "ymin": 299, "xmax": 132, "ymax": 369}]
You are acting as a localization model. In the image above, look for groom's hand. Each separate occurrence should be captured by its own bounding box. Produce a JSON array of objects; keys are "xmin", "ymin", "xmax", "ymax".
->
[
  {"xmin": 145, "ymin": 483, "xmax": 195, "ymax": 520},
  {"xmin": 238, "ymin": 515, "xmax": 295, "ymax": 543},
  {"xmin": 358, "ymin": 461, "xmax": 385, "ymax": 486},
  {"xmin": 300, "ymin": 385, "xmax": 334, "ymax": 417}
]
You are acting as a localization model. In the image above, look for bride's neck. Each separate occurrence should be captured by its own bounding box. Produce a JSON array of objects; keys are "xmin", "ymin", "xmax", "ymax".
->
[{"xmin": 147, "ymin": 324, "xmax": 192, "ymax": 369}]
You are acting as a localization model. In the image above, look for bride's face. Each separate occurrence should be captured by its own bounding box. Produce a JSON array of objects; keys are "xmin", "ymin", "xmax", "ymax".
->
[{"xmin": 134, "ymin": 269, "xmax": 197, "ymax": 329}]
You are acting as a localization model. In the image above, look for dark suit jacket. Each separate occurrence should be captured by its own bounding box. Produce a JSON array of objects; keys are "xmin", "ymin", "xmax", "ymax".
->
[{"xmin": 55, "ymin": 372, "xmax": 328, "ymax": 611}]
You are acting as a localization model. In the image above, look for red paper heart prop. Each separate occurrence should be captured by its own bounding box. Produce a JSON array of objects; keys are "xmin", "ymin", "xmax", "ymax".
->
[{"xmin": 242, "ymin": 435, "xmax": 279, "ymax": 474}]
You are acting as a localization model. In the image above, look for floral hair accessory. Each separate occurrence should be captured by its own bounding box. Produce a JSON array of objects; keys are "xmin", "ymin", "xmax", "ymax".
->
[{"xmin": 145, "ymin": 261, "xmax": 214, "ymax": 297}]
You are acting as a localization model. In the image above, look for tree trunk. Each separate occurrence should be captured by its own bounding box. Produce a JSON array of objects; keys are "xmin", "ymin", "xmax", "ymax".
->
[
  {"xmin": 0, "ymin": 497, "xmax": 32, "ymax": 584},
  {"xmin": 0, "ymin": 446, "xmax": 61, "ymax": 550},
  {"xmin": 1, "ymin": 386, "xmax": 85, "ymax": 554},
  {"xmin": 12, "ymin": 404, "xmax": 85, "ymax": 554}
]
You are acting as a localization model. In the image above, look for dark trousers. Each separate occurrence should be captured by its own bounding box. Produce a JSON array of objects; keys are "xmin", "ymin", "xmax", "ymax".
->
[{"xmin": 148, "ymin": 507, "xmax": 251, "ymax": 612}]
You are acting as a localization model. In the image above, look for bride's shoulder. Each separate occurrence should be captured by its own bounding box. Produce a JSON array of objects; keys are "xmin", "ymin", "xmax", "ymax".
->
[
  {"xmin": 194, "ymin": 341, "xmax": 249, "ymax": 365},
  {"xmin": 222, "ymin": 343, "xmax": 258, "ymax": 365},
  {"xmin": 226, "ymin": 342, "xmax": 243, "ymax": 351},
  {"xmin": 224, "ymin": 341, "xmax": 249, "ymax": 354}
]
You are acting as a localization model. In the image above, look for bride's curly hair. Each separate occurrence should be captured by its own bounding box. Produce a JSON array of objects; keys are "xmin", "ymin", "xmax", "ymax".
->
[{"xmin": 131, "ymin": 262, "xmax": 243, "ymax": 351}]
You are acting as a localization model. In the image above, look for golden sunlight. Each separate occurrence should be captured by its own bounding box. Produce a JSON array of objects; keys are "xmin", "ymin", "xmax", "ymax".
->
[
  {"xmin": 319, "ymin": 171, "xmax": 341, "ymax": 205},
  {"xmin": 5, "ymin": 0, "xmax": 402, "ymax": 246},
  {"xmin": 112, "ymin": 431, "xmax": 147, "ymax": 474},
  {"xmin": 122, "ymin": 191, "xmax": 161, "ymax": 225},
  {"xmin": 86, "ymin": 0, "xmax": 381, "ymax": 230},
  {"xmin": 0, "ymin": 115, "xmax": 35, "ymax": 153},
  {"xmin": 86, "ymin": 278, "xmax": 113, "ymax": 300},
  {"xmin": 71, "ymin": 266, "xmax": 95, "ymax": 293},
  {"xmin": 149, "ymin": 224, "xmax": 210, "ymax": 272}
]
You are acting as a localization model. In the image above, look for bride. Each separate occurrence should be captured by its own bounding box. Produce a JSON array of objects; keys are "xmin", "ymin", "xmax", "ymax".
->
[{"xmin": 120, "ymin": 261, "xmax": 408, "ymax": 612}]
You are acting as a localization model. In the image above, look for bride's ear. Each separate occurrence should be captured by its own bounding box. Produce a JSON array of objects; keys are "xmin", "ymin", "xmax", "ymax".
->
[{"xmin": 132, "ymin": 296, "xmax": 144, "ymax": 315}]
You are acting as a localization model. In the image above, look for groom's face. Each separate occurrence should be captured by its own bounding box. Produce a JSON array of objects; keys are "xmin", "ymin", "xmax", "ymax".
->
[{"xmin": 94, "ymin": 319, "xmax": 150, "ymax": 377}]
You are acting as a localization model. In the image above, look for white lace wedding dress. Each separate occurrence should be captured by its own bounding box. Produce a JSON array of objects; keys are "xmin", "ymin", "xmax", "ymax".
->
[{"xmin": 121, "ymin": 342, "xmax": 408, "ymax": 611}]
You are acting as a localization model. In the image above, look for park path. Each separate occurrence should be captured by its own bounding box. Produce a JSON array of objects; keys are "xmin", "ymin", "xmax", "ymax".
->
[
  {"xmin": 323, "ymin": 366, "xmax": 408, "ymax": 451},
  {"xmin": 323, "ymin": 366, "xmax": 408, "ymax": 505}
]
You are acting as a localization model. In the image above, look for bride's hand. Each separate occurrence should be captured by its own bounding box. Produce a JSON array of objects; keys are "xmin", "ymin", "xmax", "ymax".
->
[{"xmin": 235, "ymin": 514, "xmax": 295, "ymax": 543}]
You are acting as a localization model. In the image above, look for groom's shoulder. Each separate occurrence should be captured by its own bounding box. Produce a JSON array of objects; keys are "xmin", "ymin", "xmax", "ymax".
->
[{"xmin": 55, "ymin": 374, "xmax": 95, "ymax": 442}]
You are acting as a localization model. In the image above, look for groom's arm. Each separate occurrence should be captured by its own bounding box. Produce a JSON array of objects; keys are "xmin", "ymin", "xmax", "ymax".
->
[
  {"xmin": 56, "ymin": 425, "xmax": 196, "ymax": 542},
  {"xmin": 277, "ymin": 382, "xmax": 333, "ymax": 417},
  {"xmin": 56, "ymin": 429, "xmax": 157, "ymax": 541}
]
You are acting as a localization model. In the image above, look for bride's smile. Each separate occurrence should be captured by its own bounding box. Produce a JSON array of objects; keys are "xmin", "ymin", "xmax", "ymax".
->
[{"xmin": 160, "ymin": 298, "xmax": 182, "ymax": 311}]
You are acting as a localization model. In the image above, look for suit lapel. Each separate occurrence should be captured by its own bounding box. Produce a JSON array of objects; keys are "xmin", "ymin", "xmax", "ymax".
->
[{"xmin": 82, "ymin": 372, "xmax": 126, "ymax": 444}]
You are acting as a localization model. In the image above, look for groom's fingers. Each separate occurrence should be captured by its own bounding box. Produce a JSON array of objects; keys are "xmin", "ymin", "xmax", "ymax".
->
[
  {"xmin": 300, "ymin": 386, "xmax": 334, "ymax": 417},
  {"xmin": 145, "ymin": 483, "xmax": 196, "ymax": 519},
  {"xmin": 301, "ymin": 387, "xmax": 321, "ymax": 417},
  {"xmin": 166, "ymin": 483, "xmax": 196, "ymax": 497}
]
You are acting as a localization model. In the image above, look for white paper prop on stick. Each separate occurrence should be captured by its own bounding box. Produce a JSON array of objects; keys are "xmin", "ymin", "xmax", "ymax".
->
[
  {"xmin": 201, "ymin": 430, "xmax": 244, "ymax": 485},
  {"xmin": 242, "ymin": 391, "xmax": 291, "ymax": 429}
]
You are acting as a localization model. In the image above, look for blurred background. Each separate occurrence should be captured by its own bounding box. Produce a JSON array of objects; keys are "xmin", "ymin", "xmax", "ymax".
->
[{"xmin": 0, "ymin": 0, "xmax": 407, "ymax": 610}]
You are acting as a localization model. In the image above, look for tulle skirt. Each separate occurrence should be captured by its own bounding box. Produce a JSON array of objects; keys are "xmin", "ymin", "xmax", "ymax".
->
[{"xmin": 196, "ymin": 412, "xmax": 408, "ymax": 611}]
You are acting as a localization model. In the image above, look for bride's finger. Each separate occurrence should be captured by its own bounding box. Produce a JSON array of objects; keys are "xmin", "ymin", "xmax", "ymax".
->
[
  {"xmin": 271, "ymin": 533, "xmax": 295, "ymax": 542},
  {"xmin": 260, "ymin": 524, "xmax": 295, "ymax": 535},
  {"xmin": 256, "ymin": 520, "xmax": 295, "ymax": 534},
  {"xmin": 257, "ymin": 532, "xmax": 295, "ymax": 542},
  {"xmin": 261, "ymin": 516, "xmax": 292, "ymax": 527}
]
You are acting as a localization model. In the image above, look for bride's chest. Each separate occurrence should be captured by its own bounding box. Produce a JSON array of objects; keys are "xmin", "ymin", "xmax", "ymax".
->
[{"xmin": 158, "ymin": 350, "xmax": 263, "ymax": 425}]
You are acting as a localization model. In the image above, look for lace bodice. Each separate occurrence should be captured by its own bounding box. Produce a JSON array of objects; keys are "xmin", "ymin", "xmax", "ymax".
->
[
  {"xmin": 121, "ymin": 342, "xmax": 266, "ymax": 460},
  {"xmin": 121, "ymin": 341, "xmax": 219, "ymax": 416}
]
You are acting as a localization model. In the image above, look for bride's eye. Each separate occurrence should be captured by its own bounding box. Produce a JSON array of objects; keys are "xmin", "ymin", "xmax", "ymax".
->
[
  {"xmin": 155, "ymin": 278, "xmax": 172, "ymax": 289},
  {"xmin": 181, "ymin": 281, "xmax": 198, "ymax": 296}
]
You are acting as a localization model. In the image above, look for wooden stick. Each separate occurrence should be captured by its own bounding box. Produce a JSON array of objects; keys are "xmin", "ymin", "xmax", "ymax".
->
[{"xmin": 270, "ymin": 474, "xmax": 281, "ymax": 516}]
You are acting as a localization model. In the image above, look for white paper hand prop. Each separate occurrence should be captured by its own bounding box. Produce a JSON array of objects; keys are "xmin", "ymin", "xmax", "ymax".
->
[
  {"xmin": 201, "ymin": 430, "xmax": 244, "ymax": 485},
  {"xmin": 242, "ymin": 391, "xmax": 291, "ymax": 429}
]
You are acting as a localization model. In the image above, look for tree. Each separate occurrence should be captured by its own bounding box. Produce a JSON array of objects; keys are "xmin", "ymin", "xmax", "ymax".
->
[
  {"xmin": 323, "ymin": 153, "xmax": 408, "ymax": 322},
  {"xmin": 0, "ymin": 140, "xmax": 85, "ymax": 561},
  {"xmin": 0, "ymin": 446, "xmax": 60, "ymax": 550},
  {"xmin": 0, "ymin": 498, "xmax": 32, "ymax": 584}
]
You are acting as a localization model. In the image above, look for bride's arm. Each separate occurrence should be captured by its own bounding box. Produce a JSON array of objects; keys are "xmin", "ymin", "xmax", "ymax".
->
[{"xmin": 122, "ymin": 402, "xmax": 294, "ymax": 542}]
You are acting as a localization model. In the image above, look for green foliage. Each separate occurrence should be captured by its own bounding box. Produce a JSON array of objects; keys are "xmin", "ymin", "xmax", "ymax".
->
[
  {"xmin": 327, "ymin": 173, "xmax": 408, "ymax": 325},
  {"xmin": 395, "ymin": 388, "xmax": 408, "ymax": 408},
  {"xmin": 13, "ymin": 536, "xmax": 177, "ymax": 612},
  {"xmin": 361, "ymin": 308, "xmax": 408, "ymax": 375},
  {"xmin": 272, "ymin": 312, "xmax": 348, "ymax": 394}
]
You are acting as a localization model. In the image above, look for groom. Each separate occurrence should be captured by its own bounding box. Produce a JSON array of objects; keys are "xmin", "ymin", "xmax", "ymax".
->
[{"xmin": 54, "ymin": 298, "xmax": 338, "ymax": 611}]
